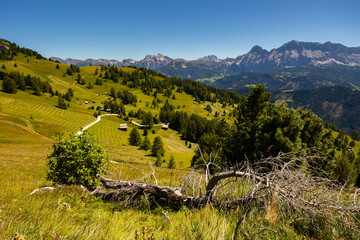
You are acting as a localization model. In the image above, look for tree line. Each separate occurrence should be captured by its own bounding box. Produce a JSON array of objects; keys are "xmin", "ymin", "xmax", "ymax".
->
[
  {"xmin": 0, "ymin": 39, "xmax": 45, "ymax": 61},
  {"xmin": 95, "ymin": 65, "xmax": 243, "ymax": 105},
  {"xmin": 1, "ymin": 70, "xmax": 53, "ymax": 95}
]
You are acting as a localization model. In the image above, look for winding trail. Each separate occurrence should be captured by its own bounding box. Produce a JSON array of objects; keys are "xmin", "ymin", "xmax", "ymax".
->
[
  {"xmin": 76, "ymin": 114, "xmax": 166, "ymax": 135},
  {"xmin": 76, "ymin": 114, "xmax": 118, "ymax": 135},
  {"xmin": 0, "ymin": 120, "xmax": 51, "ymax": 141}
]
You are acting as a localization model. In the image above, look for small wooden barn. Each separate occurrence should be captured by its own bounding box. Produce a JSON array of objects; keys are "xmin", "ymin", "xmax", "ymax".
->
[
  {"xmin": 161, "ymin": 124, "xmax": 169, "ymax": 130},
  {"xmin": 119, "ymin": 124, "xmax": 128, "ymax": 131}
]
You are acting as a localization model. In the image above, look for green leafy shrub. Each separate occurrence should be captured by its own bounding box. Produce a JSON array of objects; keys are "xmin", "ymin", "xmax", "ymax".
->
[{"xmin": 46, "ymin": 131, "xmax": 108, "ymax": 189}]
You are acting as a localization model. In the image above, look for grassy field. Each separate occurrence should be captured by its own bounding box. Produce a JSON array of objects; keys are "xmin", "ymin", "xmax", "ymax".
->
[
  {"xmin": 0, "ymin": 54, "xmax": 356, "ymax": 239},
  {"xmin": 0, "ymin": 118, "xmax": 307, "ymax": 239}
]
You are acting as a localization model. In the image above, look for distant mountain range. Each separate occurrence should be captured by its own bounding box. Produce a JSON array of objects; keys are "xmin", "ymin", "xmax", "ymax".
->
[{"xmin": 51, "ymin": 40, "xmax": 360, "ymax": 80}]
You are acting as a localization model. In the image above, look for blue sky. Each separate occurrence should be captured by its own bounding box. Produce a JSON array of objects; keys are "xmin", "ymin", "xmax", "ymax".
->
[{"xmin": 2, "ymin": 0, "xmax": 360, "ymax": 60}]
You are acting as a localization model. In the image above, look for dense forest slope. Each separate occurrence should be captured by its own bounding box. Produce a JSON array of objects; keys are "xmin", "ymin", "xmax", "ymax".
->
[
  {"xmin": 212, "ymin": 65, "xmax": 360, "ymax": 90},
  {"xmin": 271, "ymin": 86, "xmax": 360, "ymax": 134}
]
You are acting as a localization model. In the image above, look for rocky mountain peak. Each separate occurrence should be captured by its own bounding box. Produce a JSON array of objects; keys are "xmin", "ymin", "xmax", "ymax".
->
[
  {"xmin": 249, "ymin": 45, "xmax": 268, "ymax": 55},
  {"xmin": 197, "ymin": 55, "xmax": 220, "ymax": 62}
]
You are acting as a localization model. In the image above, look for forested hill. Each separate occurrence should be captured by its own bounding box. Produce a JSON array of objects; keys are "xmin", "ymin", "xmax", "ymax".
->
[
  {"xmin": 271, "ymin": 86, "xmax": 360, "ymax": 134},
  {"xmin": 0, "ymin": 39, "xmax": 45, "ymax": 61},
  {"xmin": 210, "ymin": 66, "xmax": 360, "ymax": 91},
  {"xmin": 211, "ymin": 65, "xmax": 360, "ymax": 91}
]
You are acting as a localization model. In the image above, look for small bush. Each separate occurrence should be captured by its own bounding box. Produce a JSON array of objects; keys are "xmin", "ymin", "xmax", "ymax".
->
[{"xmin": 46, "ymin": 131, "xmax": 108, "ymax": 189}]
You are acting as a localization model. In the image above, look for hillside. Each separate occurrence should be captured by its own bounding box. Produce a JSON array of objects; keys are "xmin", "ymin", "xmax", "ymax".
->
[
  {"xmin": 52, "ymin": 40, "xmax": 360, "ymax": 80},
  {"xmin": 211, "ymin": 65, "xmax": 360, "ymax": 90},
  {"xmin": 2, "ymin": 40, "xmax": 360, "ymax": 239},
  {"xmin": 270, "ymin": 86, "xmax": 360, "ymax": 134}
]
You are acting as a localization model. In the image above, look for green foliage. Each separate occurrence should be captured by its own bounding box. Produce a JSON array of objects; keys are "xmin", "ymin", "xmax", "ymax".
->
[
  {"xmin": 95, "ymin": 78, "xmax": 102, "ymax": 85},
  {"xmin": 87, "ymin": 81, "xmax": 93, "ymax": 89},
  {"xmin": 141, "ymin": 111, "xmax": 154, "ymax": 127},
  {"xmin": 0, "ymin": 71, "xmax": 53, "ymax": 95},
  {"xmin": 192, "ymin": 133, "xmax": 222, "ymax": 169},
  {"xmin": 224, "ymin": 85, "xmax": 333, "ymax": 170},
  {"xmin": 0, "ymin": 38, "xmax": 45, "ymax": 60},
  {"xmin": 154, "ymin": 157, "xmax": 162, "ymax": 167},
  {"xmin": 67, "ymin": 87, "xmax": 74, "ymax": 97},
  {"xmin": 205, "ymin": 104, "xmax": 212, "ymax": 113},
  {"xmin": 333, "ymin": 156, "xmax": 353, "ymax": 185},
  {"xmin": 58, "ymin": 95, "xmax": 67, "ymax": 109},
  {"xmin": 2, "ymin": 76, "xmax": 17, "ymax": 94},
  {"xmin": 56, "ymin": 64, "xmax": 59, "ymax": 69},
  {"xmin": 168, "ymin": 155, "xmax": 176, "ymax": 168},
  {"xmin": 273, "ymin": 86, "xmax": 360, "ymax": 134},
  {"xmin": 46, "ymin": 131, "xmax": 108, "ymax": 189},
  {"xmin": 217, "ymin": 65, "xmax": 360, "ymax": 91},
  {"xmin": 128, "ymin": 128, "xmax": 141, "ymax": 146},
  {"xmin": 140, "ymin": 136, "xmax": 151, "ymax": 151},
  {"xmin": 110, "ymin": 87, "xmax": 116, "ymax": 97},
  {"xmin": 1, "ymin": 64, "xmax": 5, "ymax": 69},
  {"xmin": 151, "ymin": 136, "xmax": 165, "ymax": 158}
]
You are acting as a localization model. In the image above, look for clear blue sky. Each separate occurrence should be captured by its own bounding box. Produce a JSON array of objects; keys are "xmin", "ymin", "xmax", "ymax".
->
[{"xmin": 2, "ymin": 0, "xmax": 360, "ymax": 60}]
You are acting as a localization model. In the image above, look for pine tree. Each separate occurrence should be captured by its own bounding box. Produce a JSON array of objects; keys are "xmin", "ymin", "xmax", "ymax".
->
[
  {"xmin": 140, "ymin": 136, "xmax": 151, "ymax": 150},
  {"xmin": 151, "ymin": 136, "xmax": 165, "ymax": 157},
  {"xmin": 56, "ymin": 64, "xmax": 60, "ymax": 69},
  {"xmin": 64, "ymin": 92, "xmax": 72, "ymax": 102},
  {"xmin": 2, "ymin": 64, "xmax": 6, "ymax": 69},
  {"xmin": 87, "ymin": 82, "xmax": 93, "ymax": 89},
  {"xmin": 128, "ymin": 128, "xmax": 141, "ymax": 146},
  {"xmin": 2, "ymin": 76, "xmax": 17, "ymax": 94},
  {"xmin": 110, "ymin": 87, "xmax": 116, "ymax": 97},
  {"xmin": 68, "ymin": 88, "xmax": 74, "ymax": 97},
  {"xmin": 143, "ymin": 128, "xmax": 148, "ymax": 136},
  {"xmin": 168, "ymin": 155, "xmax": 176, "ymax": 168},
  {"xmin": 58, "ymin": 95, "xmax": 67, "ymax": 109}
]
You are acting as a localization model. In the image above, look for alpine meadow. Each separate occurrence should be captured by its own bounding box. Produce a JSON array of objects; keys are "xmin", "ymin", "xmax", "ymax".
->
[{"xmin": 2, "ymin": 35, "xmax": 360, "ymax": 240}]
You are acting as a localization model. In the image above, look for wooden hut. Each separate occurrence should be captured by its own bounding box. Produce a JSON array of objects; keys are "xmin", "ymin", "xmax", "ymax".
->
[{"xmin": 119, "ymin": 124, "xmax": 128, "ymax": 131}]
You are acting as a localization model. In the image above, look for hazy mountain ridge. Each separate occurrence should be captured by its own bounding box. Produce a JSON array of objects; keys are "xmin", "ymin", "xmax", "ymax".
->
[
  {"xmin": 212, "ymin": 65, "xmax": 360, "ymax": 91},
  {"xmin": 271, "ymin": 86, "xmax": 360, "ymax": 133},
  {"xmin": 51, "ymin": 41, "xmax": 360, "ymax": 79}
]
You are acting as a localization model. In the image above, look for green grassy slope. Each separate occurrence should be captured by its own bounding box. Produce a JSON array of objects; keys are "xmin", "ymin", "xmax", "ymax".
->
[{"xmin": 1, "ymin": 52, "xmax": 357, "ymax": 239}]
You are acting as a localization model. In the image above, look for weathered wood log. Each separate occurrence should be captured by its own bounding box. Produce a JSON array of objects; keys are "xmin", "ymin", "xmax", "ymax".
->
[{"xmin": 91, "ymin": 176, "xmax": 253, "ymax": 209}]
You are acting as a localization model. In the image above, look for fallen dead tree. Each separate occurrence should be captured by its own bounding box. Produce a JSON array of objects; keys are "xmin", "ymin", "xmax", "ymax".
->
[{"xmin": 91, "ymin": 152, "xmax": 360, "ymax": 233}]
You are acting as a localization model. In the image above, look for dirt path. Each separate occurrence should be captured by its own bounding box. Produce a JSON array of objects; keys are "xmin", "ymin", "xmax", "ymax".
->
[
  {"xmin": 0, "ymin": 120, "xmax": 51, "ymax": 141},
  {"xmin": 76, "ymin": 114, "xmax": 118, "ymax": 135},
  {"xmin": 47, "ymin": 75, "xmax": 84, "ymax": 91}
]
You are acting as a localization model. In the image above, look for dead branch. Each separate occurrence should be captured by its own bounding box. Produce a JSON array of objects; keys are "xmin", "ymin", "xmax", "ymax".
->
[{"xmin": 94, "ymin": 152, "xmax": 360, "ymax": 232}]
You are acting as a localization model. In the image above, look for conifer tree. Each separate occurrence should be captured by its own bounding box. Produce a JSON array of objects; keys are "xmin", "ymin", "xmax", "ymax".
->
[
  {"xmin": 2, "ymin": 76, "xmax": 17, "ymax": 94},
  {"xmin": 140, "ymin": 136, "xmax": 151, "ymax": 150},
  {"xmin": 168, "ymin": 155, "xmax": 176, "ymax": 168},
  {"xmin": 128, "ymin": 128, "xmax": 141, "ymax": 146},
  {"xmin": 58, "ymin": 95, "xmax": 67, "ymax": 109},
  {"xmin": 68, "ymin": 87, "xmax": 74, "ymax": 97},
  {"xmin": 151, "ymin": 136, "xmax": 165, "ymax": 157}
]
